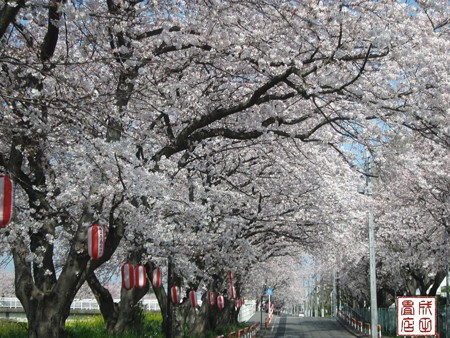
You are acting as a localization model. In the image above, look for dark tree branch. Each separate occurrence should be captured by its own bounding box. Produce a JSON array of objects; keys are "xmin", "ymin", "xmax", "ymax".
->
[
  {"xmin": 319, "ymin": 44, "xmax": 373, "ymax": 95},
  {"xmin": 0, "ymin": 0, "xmax": 25, "ymax": 39},
  {"xmin": 86, "ymin": 272, "xmax": 119, "ymax": 330},
  {"xmin": 152, "ymin": 68, "xmax": 297, "ymax": 161},
  {"xmin": 40, "ymin": 1, "xmax": 61, "ymax": 61}
]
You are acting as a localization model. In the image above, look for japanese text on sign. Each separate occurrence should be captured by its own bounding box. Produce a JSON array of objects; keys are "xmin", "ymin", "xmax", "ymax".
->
[{"xmin": 396, "ymin": 296, "xmax": 436, "ymax": 336}]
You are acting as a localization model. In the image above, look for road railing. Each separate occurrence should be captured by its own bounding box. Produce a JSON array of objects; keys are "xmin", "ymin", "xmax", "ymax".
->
[
  {"xmin": 264, "ymin": 307, "xmax": 274, "ymax": 329},
  {"xmin": 215, "ymin": 322, "xmax": 260, "ymax": 338},
  {"xmin": 337, "ymin": 308, "xmax": 383, "ymax": 337},
  {"xmin": 0, "ymin": 296, "xmax": 161, "ymax": 312}
]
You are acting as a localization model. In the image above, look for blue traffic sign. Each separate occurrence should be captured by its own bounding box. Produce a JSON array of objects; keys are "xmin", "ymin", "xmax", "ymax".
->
[{"xmin": 266, "ymin": 288, "xmax": 273, "ymax": 296}]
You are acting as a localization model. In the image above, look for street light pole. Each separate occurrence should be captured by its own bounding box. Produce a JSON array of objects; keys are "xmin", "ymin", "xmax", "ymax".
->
[
  {"xmin": 365, "ymin": 151, "xmax": 378, "ymax": 338},
  {"xmin": 332, "ymin": 268, "xmax": 337, "ymax": 318},
  {"xmin": 260, "ymin": 294, "xmax": 263, "ymax": 329},
  {"xmin": 368, "ymin": 209, "xmax": 378, "ymax": 338}
]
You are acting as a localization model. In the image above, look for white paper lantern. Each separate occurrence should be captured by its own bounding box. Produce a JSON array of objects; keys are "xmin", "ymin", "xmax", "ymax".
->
[
  {"xmin": 151, "ymin": 267, "xmax": 162, "ymax": 288},
  {"xmin": 121, "ymin": 262, "xmax": 134, "ymax": 290},
  {"xmin": 189, "ymin": 289, "xmax": 197, "ymax": 308},
  {"xmin": 207, "ymin": 291, "xmax": 215, "ymax": 307},
  {"xmin": 171, "ymin": 285, "xmax": 180, "ymax": 304},
  {"xmin": 87, "ymin": 223, "xmax": 105, "ymax": 260},
  {"xmin": 134, "ymin": 265, "xmax": 147, "ymax": 289},
  {"xmin": 230, "ymin": 285, "xmax": 236, "ymax": 299},
  {"xmin": 217, "ymin": 295, "xmax": 225, "ymax": 310},
  {"xmin": 0, "ymin": 175, "xmax": 13, "ymax": 228}
]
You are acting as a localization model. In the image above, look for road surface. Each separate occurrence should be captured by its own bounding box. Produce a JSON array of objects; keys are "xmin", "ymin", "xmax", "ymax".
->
[{"xmin": 249, "ymin": 313, "xmax": 361, "ymax": 338}]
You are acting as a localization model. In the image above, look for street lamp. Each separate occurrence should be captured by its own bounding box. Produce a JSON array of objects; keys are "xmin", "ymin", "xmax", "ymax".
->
[{"xmin": 358, "ymin": 150, "xmax": 378, "ymax": 338}]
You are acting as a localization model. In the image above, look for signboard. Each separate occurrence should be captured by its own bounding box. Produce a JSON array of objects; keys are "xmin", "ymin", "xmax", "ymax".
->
[
  {"xmin": 396, "ymin": 296, "xmax": 436, "ymax": 336},
  {"xmin": 266, "ymin": 288, "xmax": 273, "ymax": 296}
]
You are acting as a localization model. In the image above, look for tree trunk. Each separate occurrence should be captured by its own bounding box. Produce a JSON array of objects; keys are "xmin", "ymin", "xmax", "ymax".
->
[
  {"xmin": 11, "ymin": 225, "xmax": 75, "ymax": 338},
  {"xmin": 162, "ymin": 299, "xmax": 204, "ymax": 337},
  {"xmin": 87, "ymin": 273, "xmax": 119, "ymax": 331},
  {"xmin": 110, "ymin": 285, "xmax": 148, "ymax": 335},
  {"xmin": 25, "ymin": 296, "xmax": 68, "ymax": 338},
  {"xmin": 427, "ymin": 270, "xmax": 446, "ymax": 296},
  {"xmin": 88, "ymin": 269, "xmax": 149, "ymax": 335}
]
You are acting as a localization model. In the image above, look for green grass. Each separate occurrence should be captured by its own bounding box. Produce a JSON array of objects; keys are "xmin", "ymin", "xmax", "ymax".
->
[
  {"xmin": 66, "ymin": 316, "xmax": 106, "ymax": 338},
  {"xmin": 0, "ymin": 320, "xmax": 28, "ymax": 338},
  {"xmin": 142, "ymin": 313, "xmax": 165, "ymax": 338},
  {"xmin": 0, "ymin": 313, "xmax": 165, "ymax": 338},
  {"xmin": 0, "ymin": 314, "xmax": 253, "ymax": 338}
]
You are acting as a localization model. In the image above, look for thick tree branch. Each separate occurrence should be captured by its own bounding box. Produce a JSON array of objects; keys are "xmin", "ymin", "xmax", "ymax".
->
[
  {"xmin": 0, "ymin": 0, "xmax": 25, "ymax": 39},
  {"xmin": 152, "ymin": 68, "xmax": 297, "ymax": 161},
  {"xmin": 40, "ymin": 1, "xmax": 61, "ymax": 61},
  {"xmin": 86, "ymin": 272, "xmax": 119, "ymax": 329}
]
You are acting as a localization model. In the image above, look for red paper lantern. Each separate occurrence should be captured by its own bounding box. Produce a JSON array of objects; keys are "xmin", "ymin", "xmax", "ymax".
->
[
  {"xmin": 207, "ymin": 291, "xmax": 215, "ymax": 307},
  {"xmin": 217, "ymin": 295, "xmax": 225, "ymax": 310},
  {"xmin": 228, "ymin": 270, "xmax": 233, "ymax": 282},
  {"xmin": 151, "ymin": 267, "xmax": 162, "ymax": 288},
  {"xmin": 0, "ymin": 175, "xmax": 13, "ymax": 228},
  {"xmin": 87, "ymin": 223, "xmax": 106, "ymax": 260},
  {"xmin": 189, "ymin": 289, "xmax": 197, "ymax": 308},
  {"xmin": 122, "ymin": 262, "xmax": 134, "ymax": 290},
  {"xmin": 171, "ymin": 286, "xmax": 180, "ymax": 304},
  {"xmin": 134, "ymin": 265, "xmax": 147, "ymax": 289},
  {"xmin": 230, "ymin": 285, "xmax": 236, "ymax": 299},
  {"xmin": 235, "ymin": 299, "xmax": 242, "ymax": 308}
]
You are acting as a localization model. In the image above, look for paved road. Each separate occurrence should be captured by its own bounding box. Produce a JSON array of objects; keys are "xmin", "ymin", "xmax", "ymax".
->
[{"xmin": 248, "ymin": 312, "xmax": 361, "ymax": 338}]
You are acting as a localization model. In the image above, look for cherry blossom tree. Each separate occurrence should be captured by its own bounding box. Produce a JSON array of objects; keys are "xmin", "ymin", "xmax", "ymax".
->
[
  {"xmin": 313, "ymin": 133, "xmax": 449, "ymax": 309},
  {"xmin": 0, "ymin": 270, "xmax": 15, "ymax": 297},
  {"xmin": 375, "ymin": 134, "xmax": 449, "ymax": 298},
  {"xmin": 0, "ymin": 0, "xmax": 448, "ymax": 337}
]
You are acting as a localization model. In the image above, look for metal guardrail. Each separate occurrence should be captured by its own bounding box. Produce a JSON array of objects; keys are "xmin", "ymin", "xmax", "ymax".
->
[
  {"xmin": 0, "ymin": 297, "xmax": 22, "ymax": 309},
  {"xmin": 0, "ymin": 297, "xmax": 161, "ymax": 312},
  {"xmin": 353, "ymin": 305, "xmax": 450, "ymax": 337},
  {"xmin": 238, "ymin": 300, "xmax": 257, "ymax": 323},
  {"xmin": 1, "ymin": 297, "xmax": 255, "ymax": 318}
]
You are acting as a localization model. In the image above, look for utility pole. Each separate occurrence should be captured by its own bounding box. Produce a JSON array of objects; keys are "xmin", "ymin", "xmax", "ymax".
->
[
  {"xmin": 166, "ymin": 257, "xmax": 173, "ymax": 338},
  {"xmin": 368, "ymin": 208, "xmax": 378, "ymax": 338},
  {"xmin": 445, "ymin": 226, "xmax": 449, "ymax": 336},
  {"xmin": 261, "ymin": 284, "xmax": 266, "ymax": 328},
  {"xmin": 365, "ymin": 151, "xmax": 378, "ymax": 338},
  {"xmin": 332, "ymin": 268, "xmax": 337, "ymax": 318}
]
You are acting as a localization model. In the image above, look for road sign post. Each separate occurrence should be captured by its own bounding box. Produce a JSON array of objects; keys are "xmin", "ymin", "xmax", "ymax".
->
[{"xmin": 266, "ymin": 288, "xmax": 273, "ymax": 318}]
